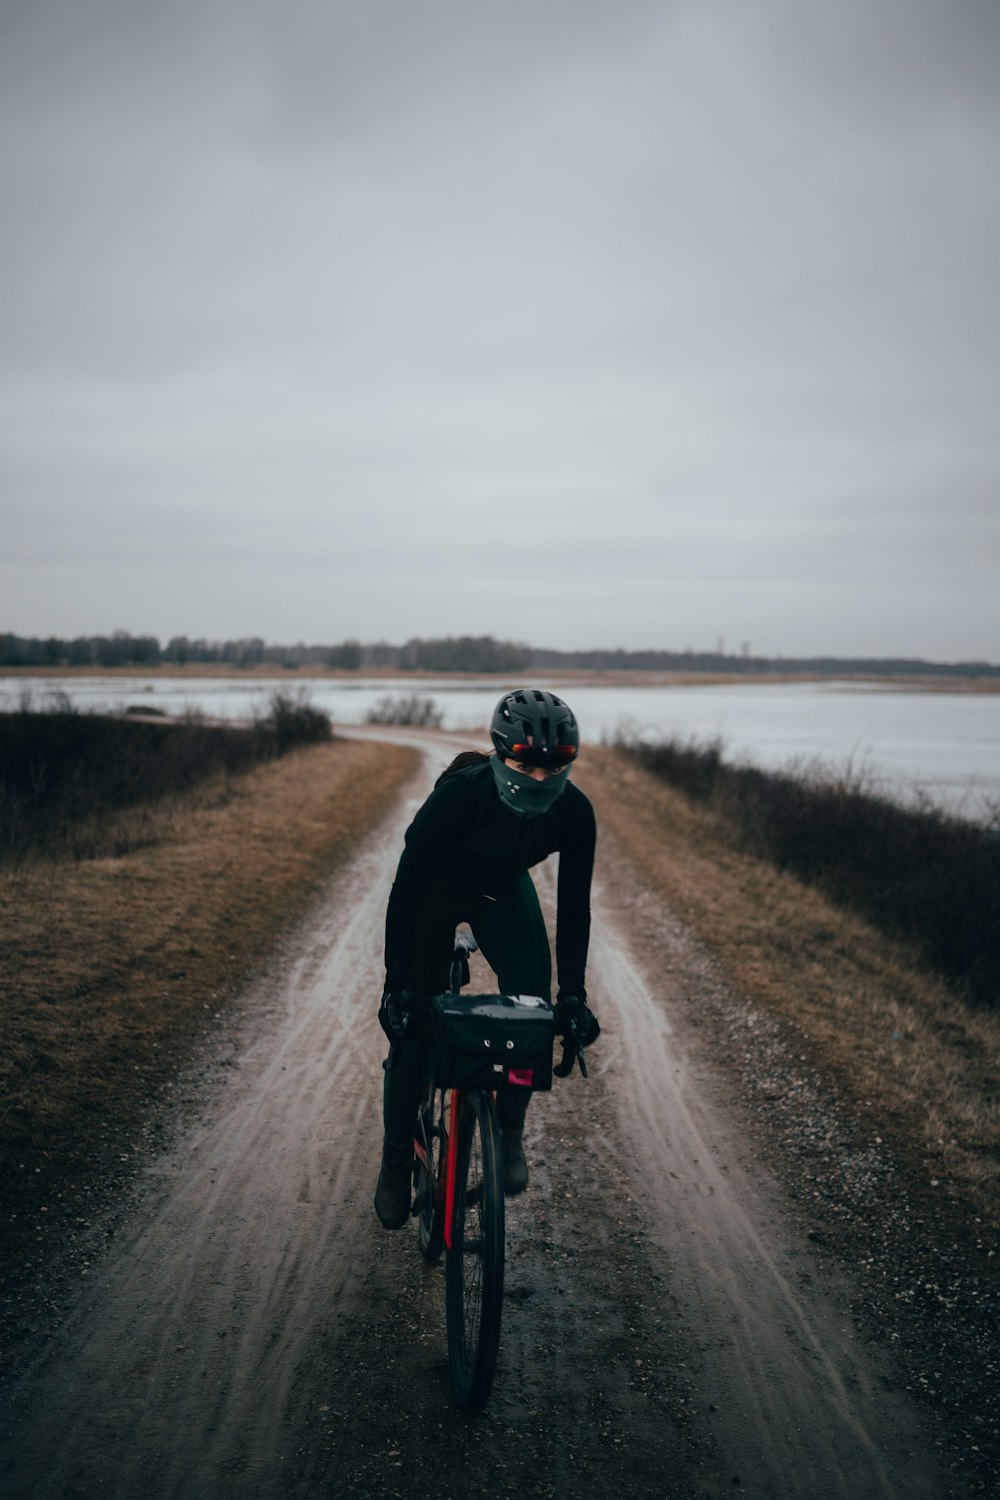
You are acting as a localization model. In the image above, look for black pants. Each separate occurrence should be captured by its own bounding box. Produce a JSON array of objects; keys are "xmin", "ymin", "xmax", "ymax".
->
[{"xmin": 382, "ymin": 871, "xmax": 551, "ymax": 1143}]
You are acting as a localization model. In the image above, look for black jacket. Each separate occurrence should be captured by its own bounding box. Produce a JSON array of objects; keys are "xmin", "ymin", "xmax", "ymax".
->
[{"xmin": 384, "ymin": 759, "xmax": 596, "ymax": 997}]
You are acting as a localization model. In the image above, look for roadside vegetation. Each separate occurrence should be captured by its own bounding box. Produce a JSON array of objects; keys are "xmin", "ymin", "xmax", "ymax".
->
[
  {"xmin": 0, "ymin": 691, "xmax": 332, "ymax": 865},
  {"xmin": 365, "ymin": 692, "xmax": 444, "ymax": 728},
  {"xmin": 613, "ymin": 733, "xmax": 1000, "ymax": 1010}
]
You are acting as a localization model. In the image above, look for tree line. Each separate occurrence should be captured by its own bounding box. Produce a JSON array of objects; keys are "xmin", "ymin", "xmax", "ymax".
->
[
  {"xmin": 0, "ymin": 631, "xmax": 532, "ymax": 672},
  {"xmin": 1, "ymin": 630, "xmax": 995, "ymax": 678}
]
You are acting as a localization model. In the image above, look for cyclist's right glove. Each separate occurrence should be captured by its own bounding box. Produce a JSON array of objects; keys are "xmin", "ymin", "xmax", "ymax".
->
[
  {"xmin": 555, "ymin": 994, "xmax": 601, "ymax": 1048},
  {"xmin": 378, "ymin": 987, "xmax": 419, "ymax": 1046}
]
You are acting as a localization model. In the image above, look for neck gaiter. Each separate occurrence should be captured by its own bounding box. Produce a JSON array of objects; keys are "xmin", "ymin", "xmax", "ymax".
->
[{"xmin": 490, "ymin": 754, "xmax": 570, "ymax": 819}]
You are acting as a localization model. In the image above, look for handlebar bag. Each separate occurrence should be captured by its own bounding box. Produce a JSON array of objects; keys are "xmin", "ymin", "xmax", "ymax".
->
[{"xmin": 427, "ymin": 993, "xmax": 556, "ymax": 1092}]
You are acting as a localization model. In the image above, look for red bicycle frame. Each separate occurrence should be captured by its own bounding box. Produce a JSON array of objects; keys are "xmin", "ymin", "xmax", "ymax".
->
[
  {"xmin": 413, "ymin": 1087, "xmax": 483, "ymax": 1252},
  {"xmin": 443, "ymin": 1090, "xmax": 461, "ymax": 1251}
]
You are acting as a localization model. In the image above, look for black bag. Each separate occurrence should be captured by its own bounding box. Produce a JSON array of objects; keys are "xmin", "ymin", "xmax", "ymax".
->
[{"xmin": 427, "ymin": 993, "xmax": 556, "ymax": 1092}]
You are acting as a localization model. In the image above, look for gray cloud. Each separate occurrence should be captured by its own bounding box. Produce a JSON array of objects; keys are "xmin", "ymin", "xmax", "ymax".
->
[{"xmin": 1, "ymin": 0, "xmax": 998, "ymax": 658}]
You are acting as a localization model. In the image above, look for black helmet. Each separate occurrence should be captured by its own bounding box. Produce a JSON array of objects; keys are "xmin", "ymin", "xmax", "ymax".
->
[{"xmin": 490, "ymin": 689, "xmax": 580, "ymax": 769}]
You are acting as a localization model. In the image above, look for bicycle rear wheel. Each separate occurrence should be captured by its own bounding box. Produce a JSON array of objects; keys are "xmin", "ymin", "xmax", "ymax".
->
[
  {"xmin": 445, "ymin": 1090, "xmax": 505, "ymax": 1413},
  {"xmin": 416, "ymin": 1089, "xmax": 445, "ymax": 1264}
]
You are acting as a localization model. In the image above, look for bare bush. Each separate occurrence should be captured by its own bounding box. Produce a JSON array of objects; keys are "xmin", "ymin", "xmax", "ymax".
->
[
  {"xmin": 263, "ymin": 691, "xmax": 332, "ymax": 750},
  {"xmin": 365, "ymin": 693, "xmax": 444, "ymax": 728}
]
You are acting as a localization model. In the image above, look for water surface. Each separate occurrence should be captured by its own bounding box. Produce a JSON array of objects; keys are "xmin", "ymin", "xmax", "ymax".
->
[{"xmin": 4, "ymin": 674, "xmax": 997, "ymax": 820}]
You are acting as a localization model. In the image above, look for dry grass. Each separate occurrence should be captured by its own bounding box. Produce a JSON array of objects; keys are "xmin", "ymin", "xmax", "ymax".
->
[
  {"xmin": 0, "ymin": 737, "xmax": 417, "ymax": 1276},
  {"xmin": 578, "ymin": 748, "xmax": 1000, "ymax": 1227}
]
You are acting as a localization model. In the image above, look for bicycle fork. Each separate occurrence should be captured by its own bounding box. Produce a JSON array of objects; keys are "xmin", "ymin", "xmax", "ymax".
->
[
  {"xmin": 412, "ymin": 1090, "xmax": 462, "ymax": 1248},
  {"xmin": 443, "ymin": 1090, "xmax": 461, "ymax": 1251}
]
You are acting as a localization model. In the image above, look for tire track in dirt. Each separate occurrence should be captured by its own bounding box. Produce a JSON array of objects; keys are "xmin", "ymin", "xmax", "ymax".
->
[{"xmin": 2, "ymin": 730, "xmax": 945, "ymax": 1498}]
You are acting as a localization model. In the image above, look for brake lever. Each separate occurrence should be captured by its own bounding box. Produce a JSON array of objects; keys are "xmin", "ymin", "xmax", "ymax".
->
[{"xmin": 553, "ymin": 1019, "xmax": 588, "ymax": 1079}]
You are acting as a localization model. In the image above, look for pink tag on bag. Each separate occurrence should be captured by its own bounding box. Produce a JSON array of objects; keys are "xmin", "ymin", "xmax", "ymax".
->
[{"xmin": 506, "ymin": 1068, "xmax": 533, "ymax": 1087}]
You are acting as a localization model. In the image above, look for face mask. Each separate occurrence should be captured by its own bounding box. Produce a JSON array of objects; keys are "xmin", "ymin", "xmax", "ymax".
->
[{"xmin": 491, "ymin": 754, "xmax": 570, "ymax": 818}]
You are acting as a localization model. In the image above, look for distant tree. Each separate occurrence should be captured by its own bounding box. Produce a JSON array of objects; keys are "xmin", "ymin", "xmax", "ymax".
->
[
  {"xmin": 328, "ymin": 639, "xmax": 362, "ymax": 670},
  {"xmin": 408, "ymin": 634, "xmax": 532, "ymax": 673},
  {"xmin": 363, "ymin": 640, "xmax": 401, "ymax": 667},
  {"xmin": 132, "ymin": 635, "xmax": 161, "ymax": 666},
  {"xmin": 67, "ymin": 636, "xmax": 93, "ymax": 666},
  {"xmin": 165, "ymin": 635, "xmax": 190, "ymax": 665},
  {"xmin": 93, "ymin": 634, "xmax": 125, "ymax": 667}
]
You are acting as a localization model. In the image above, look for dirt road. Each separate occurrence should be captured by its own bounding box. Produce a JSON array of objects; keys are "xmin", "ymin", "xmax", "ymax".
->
[{"xmin": 2, "ymin": 732, "xmax": 946, "ymax": 1498}]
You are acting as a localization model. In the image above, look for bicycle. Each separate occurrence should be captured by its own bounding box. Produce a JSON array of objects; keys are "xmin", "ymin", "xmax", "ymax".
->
[{"xmin": 410, "ymin": 931, "xmax": 587, "ymax": 1414}]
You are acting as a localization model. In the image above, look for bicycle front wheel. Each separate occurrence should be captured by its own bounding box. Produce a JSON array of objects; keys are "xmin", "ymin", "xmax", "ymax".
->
[{"xmin": 445, "ymin": 1090, "xmax": 505, "ymax": 1413}]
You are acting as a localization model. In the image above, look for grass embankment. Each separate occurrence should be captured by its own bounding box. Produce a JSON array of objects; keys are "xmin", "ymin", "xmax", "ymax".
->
[
  {"xmin": 0, "ymin": 720, "xmax": 417, "ymax": 1282},
  {"xmin": 582, "ymin": 746, "xmax": 1000, "ymax": 1230},
  {"xmin": 616, "ymin": 735, "xmax": 1000, "ymax": 1007},
  {"xmin": 0, "ymin": 693, "xmax": 333, "ymax": 863}
]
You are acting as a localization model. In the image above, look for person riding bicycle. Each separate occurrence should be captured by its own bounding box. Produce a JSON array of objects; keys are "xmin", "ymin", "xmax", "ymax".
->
[{"xmin": 374, "ymin": 687, "xmax": 600, "ymax": 1229}]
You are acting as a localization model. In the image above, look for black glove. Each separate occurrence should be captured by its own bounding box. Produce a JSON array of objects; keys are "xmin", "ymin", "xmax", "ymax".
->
[
  {"xmin": 555, "ymin": 994, "xmax": 600, "ymax": 1048},
  {"xmin": 378, "ymin": 987, "xmax": 419, "ymax": 1046}
]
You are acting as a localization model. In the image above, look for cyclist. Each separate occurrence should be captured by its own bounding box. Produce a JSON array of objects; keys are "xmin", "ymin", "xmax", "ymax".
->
[{"xmin": 374, "ymin": 688, "xmax": 600, "ymax": 1229}]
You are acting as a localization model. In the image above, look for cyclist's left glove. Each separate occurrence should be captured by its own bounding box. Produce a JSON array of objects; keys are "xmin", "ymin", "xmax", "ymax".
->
[
  {"xmin": 378, "ymin": 987, "xmax": 419, "ymax": 1046},
  {"xmin": 555, "ymin": 993, "xmax": 601, "ymax": 1048}
]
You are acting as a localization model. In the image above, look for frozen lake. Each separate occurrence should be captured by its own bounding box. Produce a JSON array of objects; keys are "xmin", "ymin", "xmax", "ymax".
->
[{"xmin": 4, "ymin": 673, "xmax": 998, "ymax": 821}]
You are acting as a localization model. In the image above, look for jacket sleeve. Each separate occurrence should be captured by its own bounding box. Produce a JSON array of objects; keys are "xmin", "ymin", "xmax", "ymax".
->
[
  {"xmin": 383, "ymin": 773, "xmax": 469, "ymax": 989},
  {"xmin": 554, "ymin": 790, "xmax": 596, "ymax": 1000}
]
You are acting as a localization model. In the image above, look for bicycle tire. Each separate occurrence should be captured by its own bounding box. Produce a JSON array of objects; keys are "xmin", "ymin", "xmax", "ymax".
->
[
  {"xmin": 445, "ymin": 1089, "xmax": 505, "ymax": 1413},
  {"xmin": 416, "ymin": 1090, "xmax": 445, "ymax": 1264}
]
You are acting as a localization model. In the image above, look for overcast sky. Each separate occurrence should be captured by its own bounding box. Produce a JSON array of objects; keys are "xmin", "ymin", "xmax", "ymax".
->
[{"xmin": 2, "ymin": 0, "xmax": 998, "ymax": 660}]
